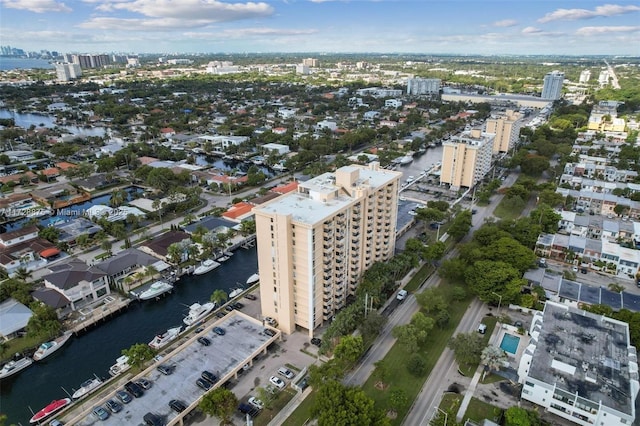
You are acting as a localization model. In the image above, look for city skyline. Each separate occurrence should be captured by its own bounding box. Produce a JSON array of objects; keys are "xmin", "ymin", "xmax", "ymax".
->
[{"xmin": 0, "ymin": 1, "xmax": 639, "ymax": 56}]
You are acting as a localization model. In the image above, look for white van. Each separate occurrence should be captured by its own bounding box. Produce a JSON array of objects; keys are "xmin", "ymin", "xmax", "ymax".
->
[
  {"xmin": 477, "ymin": 323, "xmax": 487, "ymax": 334},
  {"xmin": 397, "ymin": 289, "xmax": 408, "ymax": 301}
]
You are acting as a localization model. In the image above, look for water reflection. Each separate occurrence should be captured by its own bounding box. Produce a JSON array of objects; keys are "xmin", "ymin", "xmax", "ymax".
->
[{"xmin": 0, "ymin": 109, "xmax": 107, "ymax": 137}]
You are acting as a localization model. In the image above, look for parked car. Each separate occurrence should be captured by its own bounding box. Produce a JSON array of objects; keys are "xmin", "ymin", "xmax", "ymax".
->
[
  {"xmin": 92, "ymin": 406, "xmax": 110, "ymax": 421},
  {"xmin": 248, "ymin": 396, "xmax": 264, "ymax": 410},
  {"xmin": 264, "ymin": 317, "xmax": 278, "ymax": 326},
  {"xmin": 278, "ymin": 367, "xmax": 294, "ymax": 380},
  {"xmin": 477, "ymin": 323, "xmax": 487, "ymax": 334},
  {"xmin": 232, "ymin": 302, "xmax": 244, "ymax": 310},
  {"xmin": 212, "ymin": 327, "xmax": 225, "ymax": 336},
  {"xmin": 105, "ymin": 399, "xmax": 122, "ymax": 414},
  {"xmin": 125, "ymin": 381, "xmax": 144, "ymax": 398},
  {"xmin": 244, "ymin": 294, "xmax": 257, "ymax": 300},
  {"xmin": 201, "ymin": 370, "xmax": 218, "ymax": 384},
  {"xmin": 115, "ymin": 390, "xmax": 132, "ymax": 404},
  {"xmin": 197, "ymin": 336, "xmax": 211, "ymax": 346},
  {"xmin": 310, "ymin": 337, "xmax": 322, "ymax": 347},
  {"xmin": 225, "ymin": 305, "xmax": 235, "ymax": 312},
  {"xmin": 238, "ymin": 402, "xmax": 260, "ymax": 417},
  {"xmin": 264, "ymin": 328, "xmax": 276, "ymax": 337},
  {"xmin": 157, "ymin": 364, "xmax": 175, "ymax": 375},
  {"xmin": 136, "ymin": 378, "xmax": 152, "ymax": 390},
  {"xmin": 269, "ymin": 376, "xmax": 285, "ymax": 389},
  {"xmin": 396, "ymin": 289, "xmax": 408, "ymax": 301},
  {"xmin": 169, "ymin": 399, "xmax": 187, "ymax": 413},
  {"xmin": 216, "ymin": 311, "xmax": 227, "ymax": 318},
  {"xmin": 298, "ymin": 376, "xmax": 310, "ymax": 391},
  {"xmin": 143, "ymin": 412, "xmax": 164, "ymax": 426},
  {"xmin": 196, "ymin": 378, "xmax": 212, "ymax": 391}
]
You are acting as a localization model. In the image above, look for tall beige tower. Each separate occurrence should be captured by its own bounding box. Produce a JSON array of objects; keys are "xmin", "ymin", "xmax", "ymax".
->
[
  {"xmin": 440, "ymin": 129, "xmax": 493, "ymax": 191},
  {"xmin": 485, "ymin": 109, "xmax": 523, "ymax": 154},
  {"xmin": 253, "ymin": 163, "xmax": 402, "ymax": 336}
]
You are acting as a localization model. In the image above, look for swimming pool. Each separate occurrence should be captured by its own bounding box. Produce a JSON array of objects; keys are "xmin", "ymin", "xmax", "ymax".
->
[{"xmin": 500, "ymin": 333, "xmax": 520, "ymax": 354}]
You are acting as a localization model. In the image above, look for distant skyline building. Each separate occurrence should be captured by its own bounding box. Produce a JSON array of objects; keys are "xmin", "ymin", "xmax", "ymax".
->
[
  {"xmin": 296, "ymin": 64, "xmax": 310, "ymax": 75},
  {"xmin": 406, "ymin": 78, "xmax": 441, "ymax": 95},
  {"xmin": 485, "ymin": 109, "xmax": 523, "ymax": 154},
  {"xmin": 253, "ymin": 163, "xmax": 402, "ymax": 336},
  {"xmin": 579, "ymin": 70, "xmax": 591, "ymax": 83},
  {"xmin": 541, "ymin": 70, "xmax": 564, "ymax": 100},
  {"xmin": 302, "ymin": 58, "xmax": 318, "ymax": 67},
  {"xmin": 440, "ymin": 129, "xmax": 493, "ymax": 190},
  {"xmin": 55, "ymin": 62, "xmax": 82, "ymax": 82},
  {"xmin": 71, "ymin": 54, "xmax": 111, "ymax": 69}
]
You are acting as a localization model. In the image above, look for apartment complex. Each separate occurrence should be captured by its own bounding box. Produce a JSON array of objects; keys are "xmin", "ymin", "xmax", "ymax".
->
[
  {"xmin": 253, "ymin": 163, "xmax": 402, "ymax": 336},
  {"xmin": 518, "ymin": 302, "xmax": 638, "ymax": 426},
  {"xmin": 485, "ymin": 109, "xmax": 523, "ymax": 153},
  {"xmin": 541, "ymin": 70, "xmax": 565, "ymax": 100},
  {"xmin": 406, "ymin": 78, "xmax": 441, "ymax": 95},
  {"xmin": 440, "ymin": 129, "xmax": 493, "ymax": 190},
  {"xmin": 55, "ymin": 62, "xmax": 82, "ymax": 82}
]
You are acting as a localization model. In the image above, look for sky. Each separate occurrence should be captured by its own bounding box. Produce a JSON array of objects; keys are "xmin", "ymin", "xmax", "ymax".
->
[{"xmin": 1, "ymin": 0, "xmax": 639, "ymax": 56}]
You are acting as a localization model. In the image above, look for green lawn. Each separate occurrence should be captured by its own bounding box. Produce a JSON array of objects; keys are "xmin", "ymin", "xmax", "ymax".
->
[
  {"xmin": 362, "ymin": 289, "xmax": 474, "ymax": 425},
  {"xmin": 465, "ymin": 397, "xmax": 503, "ymax": 424},
  {"xmin": 1, "ymin": 334, "xmax": 45, "ymax": 363},
  {"xmin": 492, "ymin": 196, "xmax": 525, "ymax": 221},
  {"xmin": 458, "ymin": 316, "xmax": 498, "ymax": 376},
  {"xmin": 282, "ymin": 389, "xmax": 316, "ymax": 426},
  {"xmin": 404, "ymin": 263, "xmax": 435, "ymax": 293},
  {"xmin": 255, "ymin": 388, "xmax": 297, "ymax": 426}
]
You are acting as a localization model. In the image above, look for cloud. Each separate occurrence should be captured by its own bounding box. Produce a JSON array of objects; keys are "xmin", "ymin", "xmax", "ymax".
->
[
  {"xmin": 538, "ymin": 4, "xmax": 640, "ymax": 23},
  {"xmin": 1, "ymin": 0, "xmax": 71, "ymax": 12},
  {"xmin": 78, "ymin": 17, "xmax": 214, "ymax": 30},
  {"xmin": 492, "ymin": 19, "xmax": 517, "ymax": 28},
  {"xmin": 92, "ymin": 0, "xmax": 273, "ymax": 21},
  {"xmin": 575, "ymin": 25, "xmax": 640, "ymax": 35},
  {"xmin": 522, "ymin": 26, "xmax": 542, "ymax": 34}
]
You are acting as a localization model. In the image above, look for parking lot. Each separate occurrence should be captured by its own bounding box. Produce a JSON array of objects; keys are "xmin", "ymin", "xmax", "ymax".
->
[{"xmin": 71, "ymin": 313, "xmax": 278, "ymax": 426}]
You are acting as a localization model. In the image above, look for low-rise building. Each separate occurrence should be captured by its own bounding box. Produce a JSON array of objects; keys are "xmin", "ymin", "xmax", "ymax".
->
[
  {"xmin": 0, "ymin": 298, "xmax": 33, "ymax": 341},
  {"xmin": 44, "ymin": 259, "xmax": 110, "ymax": 310}
]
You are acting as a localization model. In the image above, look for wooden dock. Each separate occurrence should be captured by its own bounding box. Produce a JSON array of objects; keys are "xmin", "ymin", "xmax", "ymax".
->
[{"xmin": 65, "ymin": 296, "xmax": 132, "ymax": 335}]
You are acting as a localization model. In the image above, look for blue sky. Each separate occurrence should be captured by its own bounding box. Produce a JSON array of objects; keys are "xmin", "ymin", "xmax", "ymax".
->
[{"xmin": 1, "ymin": 0, "xmax": 639, "ymax": 55}]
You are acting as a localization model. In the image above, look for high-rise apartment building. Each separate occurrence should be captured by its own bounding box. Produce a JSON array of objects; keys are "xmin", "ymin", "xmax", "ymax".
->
[
  {"xmin": 541, "ymin": 70, "xmax": 564, "ymax": 100},
  {"xmin": 253, "ymin": 163, "xmax": 402, "ymax": 336},
  {"xmin": 579, "ymin": 70, "xmax": 591, "ymax": 83},
  {"xmin": 72, "ymin": 54, "xmax": 110, "ymax": 69},
  {"xmin": 302, "ymin": 58, "xmax": 318, "ymax": 67},
  {"xmin": 55, "ymin": 62, "xmax": 82, "ymax": 82},
  {"xmin": 440, "ymin": 129, "xmax": 493, "ymax": 190},
  {"xmin": 485, "ymin": 109, "xmax": 523, "ymax": 154},
  {"xmin": 406, "ymin": 78, "xmax": 441, "ymax": 95}
]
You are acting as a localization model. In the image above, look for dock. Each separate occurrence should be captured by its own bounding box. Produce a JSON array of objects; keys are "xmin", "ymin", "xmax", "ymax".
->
[{"xmin": 64, "ymin": 296, "xmax": 132, "ymax": 335}]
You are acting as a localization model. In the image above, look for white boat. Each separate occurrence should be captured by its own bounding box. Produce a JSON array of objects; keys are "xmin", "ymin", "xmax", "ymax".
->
[
  {"xmin": 272, "ymin": 162, "xmax": 287, "ymax": 171},
  {"xmin": 251, "ymin": 155, "xmax": 265, "ymax": 165},
  {"xmin": 109, "ymin": 355, "xmax": 130, "ymax": 377},
  {"xmin": 193, "ymin": 259, "xmax": 220, "ymax": 275},
  {"xmin": 72, "ymin": 377, "xmax": 103, "ymax": 399},
  {"xmin": 229, "ymin": 288, "xmax": 243, "ymax": 298},
  {"xmin": 33, "ymin": 331, "xmax": 73, "ymax": 361},
  {"xmin": 137, "ymin": 281, "xmax": 174, "ymax": 300},
  {"xmin": 183, "ymin": 302, "xmax": 216, "ymax": 326},
  {"xmin": 0, "ymin": 357, "xmax": 33, "ymax": 380},
  {"xmin": 217, "ymin": 255, "xmax": 230, "ymax": 262},
  {"xmin": 148, "ymin": 326, "xmax": 182, "ymax": 350},
  {"xmin": 246, "ymin": 273, "xmax": 260, "ymax": 285},
  {"xmin": 399, "ymin": 155, "xmax": 413, "ymax": 165}
]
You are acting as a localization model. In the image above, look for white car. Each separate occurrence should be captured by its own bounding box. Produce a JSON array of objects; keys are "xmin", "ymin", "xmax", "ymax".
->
[
  {"xmin": 278, "ymin": 367, "xmax": 294, "ymax": 380},
  {"xmin": 248, "ymin": 396, "xmax": 264, "ymax": 410},
  {"xmin": 269, "ymin": 376, "xmax": 285, "ymax": 389},
  {"xmin": 397, "ymin": 289, "xmax": 408, "ymax": 301}
]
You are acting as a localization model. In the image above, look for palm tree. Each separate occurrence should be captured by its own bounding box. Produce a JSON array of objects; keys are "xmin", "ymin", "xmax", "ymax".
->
[
  {"xmin": 210, "ymin": 289, "xmax": 228, "ymax": 307},
  {"xmin": 109, "ymin": 189, "xmax": 127, "ymax": 207},
  {"xmin": 145, "ymin": 265, "xmax": 158, "ymax": 279},
  {"xmin": 14, "ymin": 267, "xmax": 32, "ymax": 282},
  {"xmin": 152, "ymin": 199, "xmax": 164, "ymax": 229}
]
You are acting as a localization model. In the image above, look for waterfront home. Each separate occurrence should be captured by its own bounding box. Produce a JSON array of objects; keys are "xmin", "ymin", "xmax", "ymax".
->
[
  {"xmin": 139, "ymin": 231, "xmax": 190, "ymax": 262},
  {"xmin": 0, "ymin": 228, "xmax": 56, "ymax": 275},
  {"xmin": 31, "ymin": 287, "xmax": 71, "ymax": 316},
  {"xmin": 43, "ymin": 259, "xmax": 110, "ymax": 310},
  {"xmin": 221, "ymin": 202, "xmax": 254, "ymax": 223},
  {"xmin": 95, "ymin": 248, "xmax": 170, "ymax": 287},
  {"xmin": 31, "ymin": 183, "xmax": 90, "ymax": 209},
  {"xmin": 0, "ymin": 298, "xmax": 33, "ymax": 341}
]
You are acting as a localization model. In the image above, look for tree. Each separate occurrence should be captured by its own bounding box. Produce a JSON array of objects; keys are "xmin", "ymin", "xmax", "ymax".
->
[
  {"xmin": 520, "ymin": 154, "xmax": 549, "ymax": 176},
  {"xmin": 392, "ymin": 312, "xmax": 434, "ymax": 352},
  {"xmin": 448, "ymin": 332, "xmax": 485, "ymax": 366},
  {"xmin": 333, "ymin": 335, "xmax": 364, "ymax": 365},
  {"xmin": 166, "ymin": 243, "xmax": 183, "ymax": 265},
  {"xmin": 38, "ymin": 226, "xmax": 60, "ymax": 243},
  {"xmin": 26, "ymin": 302, "xmax": 60, "ymax": 339},
  {"xmin": 481, "ymin": 345, "xmax": 508, "ymax": 372},
  {"xmin": 416, "ymin": 287, "xmax": 447, "ymax": 315},
  {"xmin": 311, "ymin": 381, "xmax": 389, "ymax": 426},
  {"xmin": 486, "ymin": 237, "xmax": 537, "ymax": 274},
  {"xmin": 448, "ymin": 210, "xmax": 472, "ymax": 241},
  {"xmin": 210, "ymin": 289, "xmax": 228, "ymax": 306},
  {"xmin": 13, "ymin": 267, "xmax": 32, "ymax": 282},
  {"xmin": 465, "ymin": 260, "xmax": 524, "ymax": 304},
  {"xmin": 372, "ymin": 360, "xmax": 389, "ymax": 385},
  {"xmin": 109, "ymin": 189, "xmax": 127, "ymax": 207},
  {"xmin": 407, "ymin": 353, "xmax": 427, "ymax": 376},
  {"xmin": 121, "ymin": 343, "xmax": 154, "ymax": 369},
  {"xmin": 504, "ymin": 406, "xmax": 543, "ymax": 426},
  {"xmin": 199, "ymin": 387, "xmax": 238, "ymax": 425},
  {"xmin": 389, "ymin": 388, "xmax": 408, "ymax": 415},
  {"xmin": 416, "ymin": 207, "xmax": 445, "ymax": 224},
  {"xmin": 359, "ymin": 311, "xmax": 387, "ymax": 341}
]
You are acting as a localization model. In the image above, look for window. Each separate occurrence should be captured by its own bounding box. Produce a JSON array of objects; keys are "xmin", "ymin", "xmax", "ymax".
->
[{"xmin": 274, "ymin": 287, "xmax": 277, "ymax": 292}]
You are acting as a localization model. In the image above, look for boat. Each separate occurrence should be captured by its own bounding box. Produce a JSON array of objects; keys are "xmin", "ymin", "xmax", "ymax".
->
[
  {"xmin": 29, "ymin": 398, "xmax": 72, "ymax": 424},
  {"xmin": 193, "ymin": 259, "xmax": 221, "ymax": 276},
  {"xmin": 229, "ymin": 287, "xmax": 244, "ymax": 299},
  {"xmin": 137, "ymin": 281, "xmax": 174, "ymax": 300},
  {"xmin": 217, "ymin": 255, "xmax": 230, "ymax": 262},
  {"xmin": 246, "ymin": 273, "xmax": 260, "ymax": 285},
  {"xmin": 183, "ymin": 303, "xmax": 216, "ymax": 326},
  {"xmin": 33, "ymin": 331, "xmax": 73, "ymax": 361},
  {"xmin": 72, "ymin": 377, "xmax": 103, "ymax": 399},
  {"xmin": 148, "ymin": 326, "xmax": 182, "ymax": 350},
  {"xmin": 251, "ymin": 155, "xmax": 265, "ymax": 165},
  {"xmin": 0, "ymin": 356, "xmax": 33, "ymax": 380},
  {"xmin": 399, "ymin": 155, "xmax": 413, "ymax": 165},
  {"xmin": 109, "ymin": 355, "xmax": 130, "ymax": 377}
]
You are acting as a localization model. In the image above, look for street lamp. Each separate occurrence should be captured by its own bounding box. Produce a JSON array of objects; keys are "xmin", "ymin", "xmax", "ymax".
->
[{"xmin": 491, "ymin": 291, "xmax": 503, "ymax": 317}]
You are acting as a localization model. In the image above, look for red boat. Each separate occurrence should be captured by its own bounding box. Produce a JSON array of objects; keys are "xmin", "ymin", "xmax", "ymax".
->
[{"xmin": 29, "ymin": 398, "xmax": 71, "ymax": 423}]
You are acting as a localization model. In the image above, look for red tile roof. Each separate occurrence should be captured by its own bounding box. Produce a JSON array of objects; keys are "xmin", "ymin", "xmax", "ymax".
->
[
  {"xmin": 55, "ymin": 162, "xmax": 77, "ymax": 171},
  {"xmin": 271, "ymin": 181, "xmax": 298, "ymax": 194},
  {"xmin": 222, "ymin": 202, "xmax": 254, "ymax": 220}
]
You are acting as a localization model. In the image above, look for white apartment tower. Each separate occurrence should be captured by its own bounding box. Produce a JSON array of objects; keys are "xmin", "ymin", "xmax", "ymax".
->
[
  {"xmin": 579, "ymin": 70, "xmax": 591, "ymax": 83},
  {"xmin": 302, "ymin": 58, "xmax": 318, "ymax": 67},
  {"xmin": 55, "ymin": 62, "xmax": 82, "ymax": 82},
  {"xmin": 485, "ymin": 109, "xmax": 523, "ymax": 154},
  {"xmin": 253, "ymin": 163, "xmax": 402, "ymax": 336},
  {"xmin": 541, "ymin": 70, "xmax": 565, "ymax": 100},
  {"xmin": 407, "ymin": 78, "xmax": 441, "ymax": 95},
  {"xmin": 440, "ymin": 129, "xmax": 493, "ymax": 190}
]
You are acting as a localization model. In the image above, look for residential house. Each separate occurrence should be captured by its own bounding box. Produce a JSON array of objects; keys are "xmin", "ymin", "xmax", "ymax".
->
[
  {"xmin": 261, "ymin": 143, "xmax": 290, "ymax": 156},
  {"xmin": 31, "ymin": 183, "xmax": 90, "ymax": 209},
  {"xmin": 139, "ymin": 231, "xmax": 191, "ymax": 261},
  {"xmin": 95, "ymin": 248, "xmax": 170, "ymax": 287},
  {"xmin": 0, "ymin": 298, "xmax": 33, "ymax": 341},
  {"xmin": 43, "ymin": 259, "xmax": 110, "ymax": 310}
]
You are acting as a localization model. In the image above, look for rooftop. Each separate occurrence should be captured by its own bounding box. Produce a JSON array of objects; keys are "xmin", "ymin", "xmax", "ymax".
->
[{"xmin": 528, "ymin": 302, "xmax": 638, "ymax": 415}]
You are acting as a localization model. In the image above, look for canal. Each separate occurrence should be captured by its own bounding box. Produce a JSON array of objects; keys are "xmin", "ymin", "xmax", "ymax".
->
[{"xmin": 0, "ymin": 247, "xmax": 258, "ymax": 425}]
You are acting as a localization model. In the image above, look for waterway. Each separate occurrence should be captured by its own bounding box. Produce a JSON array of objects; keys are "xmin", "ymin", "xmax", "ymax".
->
[
  {"xmin": 0, "ymin": 109, "xmax": 107, "ymax": 137},
  {"xmin": 0, "ymin": 248, "xmax": 258, "ymax": 425},
  {"xmin": 0, "ymin": 58, "xmax": 54, "ymax": 71}
]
